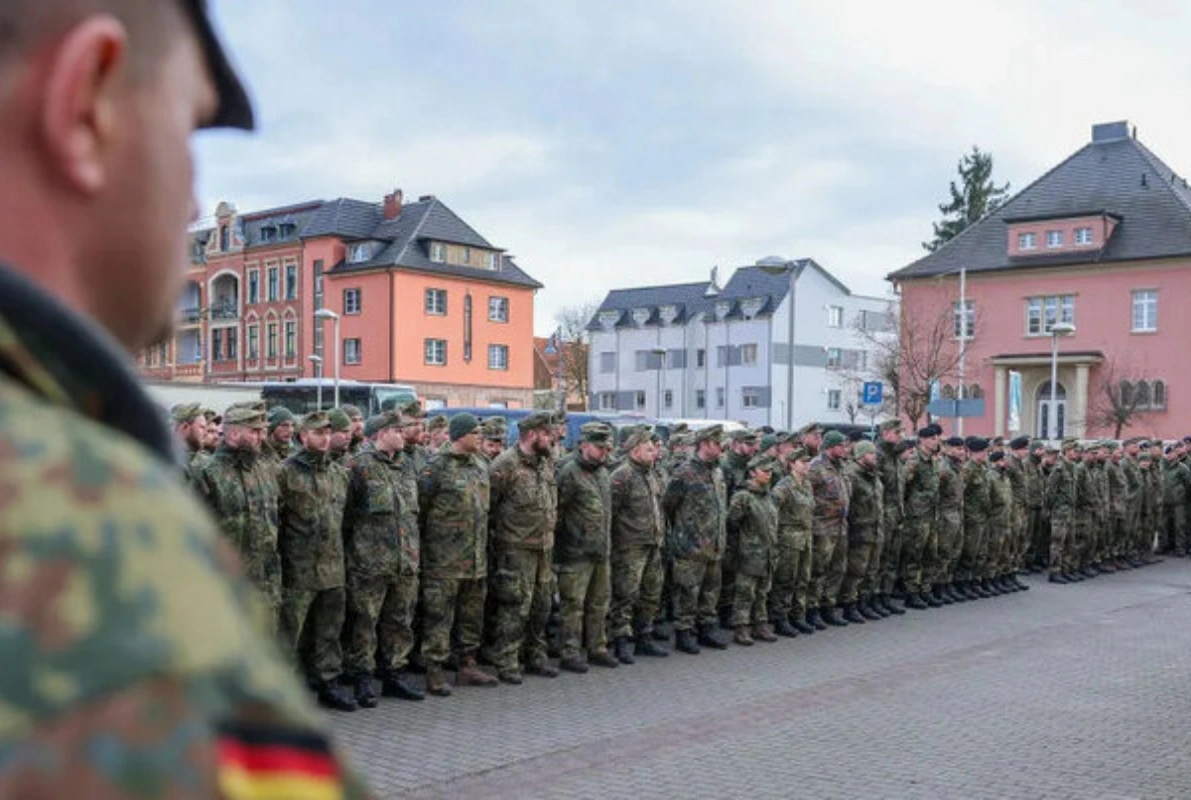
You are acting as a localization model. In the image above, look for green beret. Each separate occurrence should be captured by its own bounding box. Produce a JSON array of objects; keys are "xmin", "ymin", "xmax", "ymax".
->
[
  {"xmin": 822, "ymin": 430, "xmax": 847, "ymax": 449},
  {"xmin": 224, "ymin": 405, "xmax": 267, "ymax": 430},
  {"xmin": 171, "ymin": 402, "xmax": 203, "ymax": 424},
  {"xmin": 340, "ymin": 404, "xmax": 364, "ymax": 421},
  {"xmin": 854, "ymin": 440, "xmax": 877, "ymax": 458},
  {"xmin": 267, "ymin": 406, "xmax": 295, "ymax": 431},
  {"xmin": 327, "ymin": 408, "xmax": 352, "ymax": 433},
  {"xmin": 364, "ymin": 411, "xmax": 402, "ymax": 438},
  {"xmin": 301, "ymin": 411, "xmax": 332, "ymax": 432},
  {"xmin": 580, "ymin": 422, "xmax": 613, "ymax": 446},
  {"xmin": 879, "ymin": 419, "xmax": 902, "ymax": 432},
  {"xmin": 449, "ymin": 413, "xmax": 479, "ymax": 441},
  {"xmin": 746, "ymin": 455, "xmax": 778, "ymax": 474},
  {"xmin": 519, "ymin": 410, "xmax": 554, "ymax": 433},
  {"xmin": 760, "ymin": 434, "xmax": 778, "ymax": 452},
  {"xmin": 785, "ymin": 446, "xmax": 809, "ymax": 462},
  {"xmin": 427, "ymin": 414, "xmax": 448, "ymax": 431},
  {"xmin": 693, "ymin": 424, "xmax": 723, "ymax": 444},
  {"xmin": 731, "ymin": 429, "xmax": 759, "ymax": 444}
]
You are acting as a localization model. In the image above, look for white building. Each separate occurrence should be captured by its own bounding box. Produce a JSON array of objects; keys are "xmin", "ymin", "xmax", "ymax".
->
[{"xmin": 587, "ymin": 257, "xmax": 896, "ymax": 430}]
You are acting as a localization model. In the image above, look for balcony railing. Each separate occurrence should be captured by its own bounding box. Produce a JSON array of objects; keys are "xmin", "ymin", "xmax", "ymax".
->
[
  {"xmin": 210, "ymin": 302, "xmax": 238, "ymax": 321},
  {"xmin": 179, "ymin": 308, "xmax": 202, "ymax": 324}
]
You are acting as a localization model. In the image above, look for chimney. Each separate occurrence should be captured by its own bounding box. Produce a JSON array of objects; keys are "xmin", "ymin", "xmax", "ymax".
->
[
  {"xmin": 383, "ymin": 189, "xmax": 403, "ymax": 220},
  {"xmin": 1091, "ymin": 121, "xmax": 1129, "ymax": 144}
]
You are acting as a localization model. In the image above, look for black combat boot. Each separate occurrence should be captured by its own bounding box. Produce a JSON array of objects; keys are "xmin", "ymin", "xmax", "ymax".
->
[
  {"xmin": 934, "ymin": 584, "xmax": 954, "ymax": 605},
  {"xmin": 635, "ymin": 632, "xmax": 670, "ymax": 657},
  {"xmin": 675, "ymin": 629, "xmax": 701, "ymax": 655},
  {"xmin": 806, "ymin": 609, "xmax": 828, "ymax": 630},
  {"xmin": 613, "ymin": 637, "xmax": 635, "ymax": 665},
  {"xmin": 318, "ymin": 680, "xmax": 358, "ymax": 712},
  {"xmin": 1013, "ymin": 575, "xmax": 1030, "ymax": 591},
  {"xmin": 380, "ymin": 671, "xmax": 425, "ymax": 701},
  {"xmin": 976, "ymin": 579, "xmax": 994, "ymax": 597},
  {"xmin": 880, "ymin": 595, "xmax": 906, "ymax": 615},
  {"xmin": 861, "ymin": 598, "xmax": 886, "ymax": 619},
  {"xmin": 653, "ymin": 620, "xmax": 673, "ymax": 641},
  {"xmin": 698, "ymin": 624, "xmax": 729, "ymax": 650},
  {"xmin": 821, "ymin": 607, "xmax": 848, "ymax": 627},
  {"xmin": 944, "ymin": 583, "xmax": 965, "ymax": 603},
  {"xmin": 773, "ymin": 618, "xmax": 799, "ymax": 638},
  {"xmin": 843, "ymin": 603, "xmax": 866, "ymax": 624},
  {"xmin": 1081, "ymin": 566, "xmax": 1098, "ymax": 579},
  {"xmin": 1048, "ymin": 572, "xmax": 1069, "ymax": 584},
  {"xmin": 904, "ymin": 592, "xmax": 929, "ymax": 610},
  {"xmin": 924, "ymin": 590, "xmax": 944, "ymax": 608},
  {"xmin": 793, "ymin": 615, "xmax": 818, "ymax": 634},
  {"xmin": 353, "ymin": 675, "xmax": 378, "ymax": 709}
]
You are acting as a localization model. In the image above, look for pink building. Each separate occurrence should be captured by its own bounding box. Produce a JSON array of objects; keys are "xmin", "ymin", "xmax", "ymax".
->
[{"xmin": 890, "ymin": 121, "xmax": 1191, "ymax": 440}]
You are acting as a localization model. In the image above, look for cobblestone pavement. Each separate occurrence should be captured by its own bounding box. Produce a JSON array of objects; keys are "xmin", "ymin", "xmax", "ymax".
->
[{"xmin": 330, "ymin": 561, "xmax": 1191, "ymax": 799}]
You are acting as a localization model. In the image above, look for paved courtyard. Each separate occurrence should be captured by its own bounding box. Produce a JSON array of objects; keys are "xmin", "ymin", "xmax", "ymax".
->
[{"xmin": 331, "ymin": 561, "xmax": 1191, "ymax": 799}]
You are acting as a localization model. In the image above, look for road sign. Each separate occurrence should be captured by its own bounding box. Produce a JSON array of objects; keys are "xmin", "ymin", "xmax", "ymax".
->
[{"xmin": 861, "ymin": 381, "xmax": 883, "ymax": 405}]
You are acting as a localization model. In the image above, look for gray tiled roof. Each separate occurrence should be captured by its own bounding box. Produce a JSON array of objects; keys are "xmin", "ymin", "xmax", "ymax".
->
[
  {"xmin": 300, "ymin": 198, "xmax": 383, "ymax": 240},
  {"xmin": 890, "ymin": 128, "xmax": 1191, "ymax": 280},
  {"xmin": 240, "ymin": 200, "xmax": 323, "ymax": 248}
]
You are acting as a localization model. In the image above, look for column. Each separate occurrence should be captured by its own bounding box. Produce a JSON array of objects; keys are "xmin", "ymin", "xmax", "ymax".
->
[
  {"xmin": 1073, "ymin": 363, "xmax": 1090, "ymax": 438},
  {"xmin": 994, "ymin": 366, "xmax": 1007, "ymax": 437}
]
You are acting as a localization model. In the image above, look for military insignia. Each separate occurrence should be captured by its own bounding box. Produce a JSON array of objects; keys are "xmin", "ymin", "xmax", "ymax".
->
[{"xmin": 216, "ymin": 721, "xmax": 346, "ymax": 800}]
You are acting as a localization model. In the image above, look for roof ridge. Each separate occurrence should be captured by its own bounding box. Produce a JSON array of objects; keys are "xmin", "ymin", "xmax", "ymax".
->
[
  {"xmin": 1129, "ymin": 137, "xmax": 1191, "ymax": 218},
  {"xmin": 389, "ymin": 197, "xmax": 435, "ymax": 266},
  {"xmin": 607, "ymin": 280, "xmax": 711, "ymax": 294}
]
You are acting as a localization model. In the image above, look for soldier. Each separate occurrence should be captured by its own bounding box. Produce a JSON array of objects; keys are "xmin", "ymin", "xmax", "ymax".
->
[
  {"xmin": 328, "ymin": 408, "xmax": 354, "ymax": 463},
  {"xmin": 1161, "ymin": 445, "xmax": 1191, "ymax": 556},
  {"xmin": 769, "ymin": 447, "xmax": 817, "ymax": 634},
  {"xmin": 341, "ymin": 411, "xmax": 425, "ymax": 708},
  {"xmin": 1121, "ymin": 438, "xmax": 1144, "ymax": 567},
  {"xmin": 277, "ymin": 412, "xmax": 354, "ymax": 711},
  {"xmin": 1106, "ymin": 443, "xmax": 1129, "ymax": 570},
  {"xmin": 263, "ymin": 405, "xmax": 297, "ymax": 466},
  {"xmin": 1025, "ymin": 441, "xmax": 1048, "ymax": 571},
  {"xmin": 958, "ymin": 438, "xmax": 992, "ymax": 598},
  {"xmin": 487, "ymin": 411, "xmax": 559, "ymax": 684},
  {"xmin": 340, "ymin": 404, "xmax": 365, "ymax": 455},
  {"xmin": 480, "ymin": 416, "xmax": 507, "ymax": 461},
  {"xmin": 609, "ymin": 427, "xmax": 670, "ymax": 662},
  {"xmin": 720, "ymin": 430, "xmax": 759, "ymax": 626},
  {"xmin": 191, "ymin": 404, "xmax": 282, "ymax": 629},
  {"xmin": 402, "ymin": 401, "xmax": 430, "ymax": 474},
  {"xmin": 1139, "ymin": 448, "xmax": 1159, "ymax": 562},
  {"xmin": 807, "ymin": 430, "xmax": 851, "ymax": 627},
  {"xmin": 202, "ymin": 409, "xmax": 222, "ymax": 453},
  {"xmin": 171, "ymin": 401, "xmax": 210, "ymax": 474},
  {"xmin": 555, "ymin": 423, "xmax": 617, "ymax": 673},
  {"xmin": 799, "ymin": 423, "xmax": 824, "ymax": 457},
  {"xmin": 418, "ymin": 413, "xmax": 498, "ymax": 695},
  {"xmin": 874, "ymin": 420, "xmax": 908, "ymax": 616},
  {"xmin": 986, "ymin": 451, "xmax": 1017, "ymax": 592},
  {"xmin": 1004, "ymin": 436, "xmax": 1032, "ymax": 589},
  {"xmin": 427, "ymin": 414, "xmax": 450, "ymax": 450},
  {"xmin": 840, "ymin": 440, "xmax": 883, "ymax": 623},
  {"xmin": 902, "ymin": 424, "xmax": 942, "ymax": 609},
  {"xmin": 727, "ymin": 456, "xmax": 780, "ymax": 645},
  {"xmin": 933, "ymin": 436, "xmax": 966, "ymax": 603},
  {"xmin": 664, "ymin": 425, "xmax": 730, "ymax": 654}
]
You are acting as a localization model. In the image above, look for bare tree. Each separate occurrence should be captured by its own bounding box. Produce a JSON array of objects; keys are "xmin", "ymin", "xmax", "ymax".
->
[
  {"xmin": 1087, "ymin": 359, "xmax": 1150, "ymax": 438},
  {"xmin": 553, "ymin": 300, "xmax": 600, "ymax": 408}
]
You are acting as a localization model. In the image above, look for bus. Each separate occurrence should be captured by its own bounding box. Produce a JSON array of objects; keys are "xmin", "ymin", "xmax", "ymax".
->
[{"xmin": 260, "ymin": 380, "xmax": 418, "ymax": 416}]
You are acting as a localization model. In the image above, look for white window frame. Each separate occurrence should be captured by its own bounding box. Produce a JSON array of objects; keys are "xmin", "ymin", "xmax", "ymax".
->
[
  {"xmin": 348, "ymin": 243, "xmax": 370, "ymax": 264},
  {"xmin": 285, "ymin": 264, "xmax": 298, "ymax": 300},
  {"xmin": 488, "ymin": 344, "xmax": 509, "ymax": 371},
  {"xmin": 430, "ymin": 242, "xmax": 446, "ymax": 263},
  {"xmin": 267, "ymin": 266, "xmax": 279, "ymax": 302},
  {"xmin": 1018, "ymin": 232, "xmax": 1037, "ymax": 250},
  {"xmin": 663, "ymin": 389, "xmax": 674, "ymax": 409},
  {"xmin": 424, "ymin": 338, "xmax": 447, "ymax": 366},
  {"xmin": 599, "ymin": 392, "xmax": 617, "ymax": 411},
  {"xmin": 344, "ymin": 338, "xmax": 361, "ymax": 365},
  {"xmin": 284, "ymin": 320, "xmax": 296, "ymax": 358},
  {"xmin": 715, "ymin": 387, "xmax": 725, "ymax": 408},
  {"xmin": 827, "ymin": 389, "xmax": 842, "ymax": 410},
  {"xmin": 740, "ymin": 343, "xmax": 758, "ymax": 365},
  {"xmin": 486, "ymin": 252, "xmax": 499, "ymax": 269},
  {"xmin": 695, "ymin": 389, "xmax": 706, "ymax": 410},
  {"xmin": 1046, "ymin": 230, "xmax": 1064, "ymax": 248},
  {"xmin": 1074, "ymin": 227, "xmax": 1093, "ymax": 245},
  {"xmin": 344, "ymin": 288, "xmax": 362, "ymax": 315},
  {"xmin": 1026, "ymin": 294, "xmax": 1075, "ymax": 336},
  {"xmin": 953, "ymin": 300, "xmax": 975, "ymax": 340},
  {"xmin": 826, "ymin": 347, "xmax": 842, "ymax": 368},
  {"xmin": 247, "ymin": 269, "xmax": 260, "ymax": 305},
  {"xmin": 488, "ymin": 296, "xmax": 509, "ymax": 323},
  {"xmin": 246, "ymin": 323, "xmax": 259, "ymax": 360},
  {"xmin": 1132, "ymin": 289, "xmax": 1158, "ymax": 333},
  {"xmin": 742, "ymin": 387, "xmax": 759, "ymax": 408},
  {"xmin": 827, "ymin": 306, "xmax": 844, "ymax": 328},
  {"xmin": 425, "ymin": 288, "xmax": 447, "ymax": 316},
  {"xmin": 634, "ymin": 390, "xmax": 646, "ymax": 410}
]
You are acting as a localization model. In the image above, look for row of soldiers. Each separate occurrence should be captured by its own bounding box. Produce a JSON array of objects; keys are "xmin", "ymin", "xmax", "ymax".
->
[{"xmin": 168, "ymin": 397, "xmax": 1183, "ymax": 712}]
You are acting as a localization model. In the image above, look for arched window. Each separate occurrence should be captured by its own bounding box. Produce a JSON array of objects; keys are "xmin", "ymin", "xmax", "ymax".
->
[
  {"xmin": 1135, "ymin": 380, "xmax": 1151, "ymax": 409},
  {"xmin": 1119, "ymin": 380, "xmax": 1134, "ymax": 408},
  {"xmin": 941, "ymin": 384, "xmax": 955, "ymax": 400},
  {"xmin": 1153, "ymin": 380, "xmax": 1167, "ymax": 409},
  {"xmin": 968, "ymin": 384, "xmax": 984, "ymax": 399}
]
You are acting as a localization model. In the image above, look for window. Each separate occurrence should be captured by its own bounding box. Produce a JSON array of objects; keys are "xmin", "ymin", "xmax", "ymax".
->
[
  {"xmin": 1018, "ymin": 232, "xmax": 1037, "ymax": 250},
  {"xmin": 696, "ymin": 348, "xmax": 706, "ymax": 368},
  {"xmin": 1153, "ymin": 380, "xmax": 1167, "ymax": 409},
  {"xmin": 348, "ymin": 243, "xmax": 370, "ymax": 264},
  {"xmin": 488, "ymin": 296, "xmax": 509, "ymax": 322},
  {"xmin": 1124, "ymin": 379, "xmax": 1168, "ymax": 410},
  {"xmin": 285, "ymin": 264, "xmax": 297, "ymax": 300},
  {"xmin": 635, "ymin": 390, "xmax": 646, "ymax": 410},
  {"xmin": 695, "ymin": 389, "xmax": 706, "ymax": 410},
  {"xmin": 742, "ymin": 387, "xmax": 759, "ymax": 408},
  {"xmin": 313, "ymin": 260, "xmax": 324, "ymax": 310},
  {"xmin": 826, "ymin": 347, "xmax": 842, "ymax": 368},
  {"xmin": 425, "ymin": 288, "xmax": 447, "ymax": 315},
  {"xmin": 267, "ymin": 267, "xmax": 279, "ymax": 302},
  {"xmin": 344, "ymin": 338, "xmax": 361, "ymax": 365},
  {"xmin": 1074, "ymin": 227, "xmax": 1093, "ymax": 245},
  {"xmin": 1135, "ymin": 381, "xmax": 1151, "ymax": 408},
  {"xmin": 430, "ymin": 242, "xmax": 446, "ymax": 263},
  {"xmin": 424, "ymin": 338, "xmax": 447, "ymax": 366},
  {"xmin": 486, "ymin": 252, "xmax": 499, "ymax": 270},
  {"xmin": 463, "ymin": 294, "xmax": 473, "ymax": 362},
  {"xmin": 1132, "ymin": 290, "xmax": 1157, "ymax": 332},
  {"xmin": 212, "ymin": 329, "xmax": 223, "ymax": 361},
  {"xmin": 953, "ymin": 300, "xmax": 975, "ymax": 339},
  {"xmin": 827, "ymin": 306, "xmax": 844, "ymax": 328},
  {"xmin": 488, "ymin": 344, "xmax": 509, "ymax": 370},
  {"xmin": 247, "ymin": 270, "xmax": 260, "ymax": 305},
  {"xmin": 247, "ymin": 324, "xmax": 259, "ymax": 359},
  {"xmin": 1046, "ymin": 230, "xmax": 1064, "ymax": 248},
  {"xmin": 344, "ymin": 288, "xmax": 362, "ymax": 315},
  {"xmin": 740, "ymin": 343, "xmax": 758, "ymax": 365},
  {"xmin": 260, "ymin": 225, "xmax": 276, "ymax": 244},
  {"xmin": 462, "ymin": 247, "xmax": 471, "ymax": 265},
  {"xmin": 226, "ymin": 328, "xmax": 237, "ymax": 361},
  {"xmin": 827, "ymin": 389, "xmax": 842, "ymax": 410},
  {"xmin": 219, "ymin": 225, "xmax": 230, "ymax": 251},
  {"xmin": 266, "ymin": 322, "xmax": 278, "ymax": 358},
  {"xmin": 1026, "ymin": 295, "xmax": 1075, "ymax": 335},
  {"xmin": 284, "ymin": 320, "xmax": 296, "ymax": 358},
  {"xmin": 663, "ymin": 389, "xmax": 674, "ymax": 409},
  {"xmin": 716, "ymin": 387, "xmax": 725, "ymax": 408},
  {"xmin": 600, "ymin": 352, "xmax": 616, "ymax": 373},
  {"xmin": 599, "ymin": 392, "xmax": 617, "ymax": 411}
]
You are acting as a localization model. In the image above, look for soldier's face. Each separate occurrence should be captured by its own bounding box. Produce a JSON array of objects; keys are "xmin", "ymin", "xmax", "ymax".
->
[
  {"xmin": 631, "ymin": 443, "xmax": 657, "ymax": 467},
  {"xmin": 804, "ymin": 433, "xmax": 822, "ymax": 450},
  {"xmin": 454, "ymin": 431, "xmax": 480, "ymax": 454},
  {"xmin": 376, "ymin": 426, "xmax": 404, "ymax": 453},
  {"xmin": 881, "ymin": 429, "xmax": 900, "ymax": 444},
  {"xmin": 431, "ymin": 428, "xmax": 450, "ymax": 447},
  {"xmin": 581, "ymin": 442, "xmax": 609, "ymax": 463},
  {"xmin": 860, "ymin": 452, "xmax": 877, "ymax": 469},
  {"xmin": 531, "ymin": 430, "xmax": 553, "ymax": 456},
  {"xmin": 922, "ymin": 436, "xmax": 940, "ymax": 454},
  {"xmin": 483, "ymin": 439, "xmax": 504, "ymax": 458},
  {"xmin": 302, "ymin": 427, "xmax": 331, "ymax": 453},
  {"xmin": 272, "ymin": 421, "xmax": 294, "ymax": 444},
  {"xmin": 791, "ymin": 459, "xmax": 809, "ymax": 477},
  {"xmin": 699, "ymin": 440, "xmax": 722, "ymax": 461},
  {"xmin": 227, "ymin": 425, "xmax": 262, "ymax": 452},
  {"xmin": 1126, "ymin": 444, "xmax": 1140, "ymax": 457},
  {"xmin": 330, "ymin": 430, "xmax": 352, "ymax": 452},
  {"xmin": 970, "ymin": 451, "xmax": 986, "ymax": 463},
  {"xmin": 350, "ymin": 419, "xmax": 364, "ymax": 441}
]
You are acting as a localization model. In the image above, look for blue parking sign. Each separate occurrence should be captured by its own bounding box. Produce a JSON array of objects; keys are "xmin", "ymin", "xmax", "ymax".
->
[{"xmin": 862, "ymin": 381, "xmax": 883, "ymax": 405}]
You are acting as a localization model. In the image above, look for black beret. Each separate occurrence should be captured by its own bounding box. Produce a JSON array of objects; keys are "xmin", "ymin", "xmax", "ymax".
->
[
  {"xmin": 944, "ymin": 436, "xmax": 965, "ymax": 447},
  {"xmin": 847, "ymin": 430, "xmax": 864, "ymax": 442},
  {"xmin": 989, "ymin": 451, "xmax": 1005, "ymax": 462},
  {"xmin": 966, "ymin": 437, "xmax": 989, "ymax": 453},
  {"xmin": 1009, "ymin": 436, "xmax": 1030, "ymax": 450},
  {"xmin": 917, "ymin": 426, "xmax": 936, "ymax": 438}
]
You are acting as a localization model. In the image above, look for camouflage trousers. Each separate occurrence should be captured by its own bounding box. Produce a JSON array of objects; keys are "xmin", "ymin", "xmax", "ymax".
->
[
  {"xmin": 280, "ymin": 586, "xmax": 346, "ymax": 683},
  {"xmin": 838, "ymin": 538, "xmax": 877, "ymax": 605},
  {"xmin": 956, "ymin": 521, "xmax": 987, "ymax": 583},
  {"xmin": 421, "ymin": 577, "xmax": 486, "ymax": 668},
  {"xmin": 671, "ymin": 557, "xmax": 721, "ymax": 632},
  {"xmin": 556, "ymin": 558, "xmax": 611, "ymax": 660},
  {"xmin": 877, "ymin": 514, "xmax": 903, "ymax": 596},
  {"xmin": 933, "ymin": 514, "xmax": 963, "ymax": 585},
  {"xmin": 1027, "ymin": 507, "xmax": 1046, "ymax": 567},
  {"xmin": 343, "ymin": 571, "xmax": 418, "ymax": 679},
  {"xmin": 1161, "ymin": 503, "xmax": 1188, "ymax": 553},
  {"xmin": 488, "ymin": 547, "xmax": 553, "ymax": 673},
  {"xmin": 610, "ymin": 545, "xmax": 665, "ymax": 641},
  {"xmin": 982, "ymin": 524, "xmax": 1007, "ymax": 578},
  {"xmin": 768, "ymin": 537, "xmax": 812, "ymax": 622},
  {"xmin": 900, "ymin": 516, "xmax": 936, "ymax": 594},
  {"xmin": 732, "ymin": 569, "xmax": 772, "ymax": 626},
  {"xmin": 811, "ymin": 531, "xmax": 847, "ymax": 610},
  {"xmin": 1049, "ymin": 514, "xmax": 1071, "ymax": 573}
]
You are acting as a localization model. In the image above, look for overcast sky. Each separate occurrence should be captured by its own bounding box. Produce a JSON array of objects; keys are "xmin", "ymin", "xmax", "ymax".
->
[{"xmin": 198, "ymin": 0, "xmax": 1191, "ymax": 332}]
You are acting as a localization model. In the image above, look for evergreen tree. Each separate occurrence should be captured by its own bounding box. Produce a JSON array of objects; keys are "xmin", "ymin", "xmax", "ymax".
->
[{"xmin": 923, "ymin": 145, "xmax": 1010, "ymax": 252}]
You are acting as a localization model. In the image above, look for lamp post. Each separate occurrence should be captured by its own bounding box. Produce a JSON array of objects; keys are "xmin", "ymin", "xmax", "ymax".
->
[
  {"xmin": 650, "ymin": 347, "xmax": 667, "ymax": 418},
  {"xmin": 758, "ymin": 261, "xmax": 798, "ymax": 431},
  {"xmin": 308, "ymin": 355, "xmax": 323, "ymax": 410},
  {"xmin": 1048, "ymin": 321, "xmax": 1075, "ymax": 439},
  {"xmin": 314, "ymin": 308, "xmax": 340, "ymax": 408}
]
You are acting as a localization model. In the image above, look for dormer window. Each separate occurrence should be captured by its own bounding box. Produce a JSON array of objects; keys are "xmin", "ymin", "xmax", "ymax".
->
[
  {"xmin": 486, "ymin": 252, "xmax": 499, "ymax": 270},
  {"xmin": 1018, "ymin": 232, "xmax": 1037, "ymax": 250},
  {"xmin": 631, "ymin": 307, "xmax": 651, "ymax": 327},
  {"xmin": 348, "ymin": 243, "xmax": 371, "ymax": 264},
  {"xmin": 598, "ymin": 310, "xmax": 620, "ymax": 331},
  {"xmin": 658, "ymin": 305, "xmax": 678, "ymax": 326},
  {"xmin": 1046, "ymin": 230, "xmax": 1063, "ymax": 248},
  {"xmin": 219, "ymin": 225, "xmax": 230, "ymax": 251},
  {"xmin": 740, "ymin": 297, "xmax": 764, "ymax": 319},
  {"xmin": 278, "ymin": 222, "xmax": 296, "ymax": 239},
  {"xmin": 1074, "ymin": 227, "xmax": 1093, "ymax": 245},
  {"xmin": 715, "ymin": 301, "xmax": 732, "ymax": 320},
  {"xmin": 260, "ymin": 224, "xmax": 277, "ymax": 243},
  {"xmin": 430, "ymin": 242, "xmax": 446, "ymax": 263}
]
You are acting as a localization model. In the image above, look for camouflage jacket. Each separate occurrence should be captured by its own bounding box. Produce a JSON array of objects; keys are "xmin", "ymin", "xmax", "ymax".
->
[
  {"xmin": 1091, "ymin": 462, "xmax": 1110, "ymax": 521},
  {"xmin": 727, "ymin": 485, "xmax": 778, "ymax": 577},
  {"xmin": 418, "ymin": 449, "xmax": 490, "ymax": 579},
  {"xmin": 1073, "ymin": 462, "xmax": 1099, "ymax": 523},
  {"xmin": 937, "ymin": 455, "xmax": 964, "ymax": 527},
  {"xmin": 1162, "ymin": 459, "xmax": 1191, "ymax": 505},
  {"xmin": 556, "ymin": 452, "xmax": 613, "ymax": 563},
  {"xmin": 489, "ymin": 445, "xmax": 557, "ymax": 551},
  {"xmin": 1005, "ymin": 453, "xmax": 1029, "ymax": 510},
  {"xmin": 720, "ymin": 450, "xmax": 751, "ymax": 502},
  {"xmin": 808, "ymin": 453, "xmax": 849, "ymax": 534},
  {"xmin": 845, "ymin": 461, "xmax": 884, "ymax": 543},
  {"xmin": 1106, "ymin": 460, "xmax": 1126, "ymax": 520},
  {"xmin": 1046, "ymin": 459, "xmax": 1078, "ymax": 518},
  {"xmin": 192, "ymin": 443, "xmax": 282, "ymax": 604},
  {"xmin": 0, "ymin": 266, "xmax": 368, "ymax": 798},
  {"xmin": 903, "ymin": 447, "xmax": 939, "ymax": 523},
  {"xmin": 877, "ymin": 440, "xmax": 905, "ymax": 523},
  {"xmin": 610, "ymin": 456, "xmax": 665, "ymax": 550},
  {"xmin": 771, "ymin": 473, "xmax": 814, "ymax": 549},
  {"xmin": 663, "ymin": 454, "xmax": 727, "ymax": 562},
  {"xmin": 1121, "ymin": 456, "xmax": 1143, "ymax": 508},
  {"xmin": 278, "ymin": 448, "xmax": 349, "ymax": 590},
  {"xmin": 1025, "ymin": 455, "xmax": 1045, "ymax": 508},
  {"xmin": 344, "ymin": 443, "xmax": 419, "ymax": 578},
  {"xmin": 404, "ymin": 443, "xmax": 429, "ymax": 478},
  {"xmin": 987, "ymin": 467, "xmax": 1012, "ymax": 531},
  {"xmin": 962, "ymin": 459, "xmax": 992, "ymax": 530}
]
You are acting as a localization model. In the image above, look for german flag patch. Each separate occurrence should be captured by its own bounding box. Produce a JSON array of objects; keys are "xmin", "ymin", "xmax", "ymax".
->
[{"xmin": 215, "ymin": 721, "xmax": 346, "ymax": 800}]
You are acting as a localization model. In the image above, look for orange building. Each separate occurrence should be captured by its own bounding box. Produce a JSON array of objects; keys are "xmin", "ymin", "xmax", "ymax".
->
[{"xmin": 139, "ymin": 190, "xmax": 542, "ymax": 408}]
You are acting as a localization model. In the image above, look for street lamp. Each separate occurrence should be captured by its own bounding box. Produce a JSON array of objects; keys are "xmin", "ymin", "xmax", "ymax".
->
[
  {"xmin": 1048, "ymin": 321, "xmax": 1075, "ymax": 439},
  {"xmin": 308, "ymin": 355, "xmax": 323, "ymax": 410},
  {"xmin": 314, "ymin": 308, "xmax": 341, "ymax": 408},
  {"xmin": 650, "ymin": 347, "xmax": 667, "ymax": 419},
  {"xmin": 758, "ymin": 261, "xmax": 798, "ymax": 431}
]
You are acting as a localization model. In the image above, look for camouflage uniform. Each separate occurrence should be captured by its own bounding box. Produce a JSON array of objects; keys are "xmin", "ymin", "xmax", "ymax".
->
[
  {"xmin": 901, "ymin": 446, "xmax": 939, "ymax": 596},
  {"xmin": 808, "ymin": 451, "xmax": 849, "ymax": 611},
  {"xmin": 840, "ymin": 459, "xmax": 883, "ymax": 606},
  {"xmin": 769, "ymin": 471, "xmax": 814, "ymax": 624},
  {"xmin": 876, "ymin": 438, "xmax": 906, "ymax": 599},
  {"xmin": 0, "ymin": 271, "xmax": 366, "ymax": 798},
  {"xmin": 718, "ymin": 445, "xmax": 752, "ymax": 621},
  {"xmin": 555, "ymin": 450, "xmax": 614, "ymax": 660},
  {"xmin": 487, "ymin": 441, "xmax": 557, "ymax": 675},
  {"xmin": 1047, "ymin": 455, "xmax": 1078, "ymax": 575},
  {"xmin": 342, "ymin": 440, "xmax": 420, "ymax": 680},
  {"xmin": 663, "ymin": 451, "xmax": 727, "ymax": 634},
  {"xmin": 610, "ymin": 452, "xmax": 666, "ymax": 640},
  {"xmin": 1005, "ymin": 451, "xmax": 1030, "ymax": 573},
  {"xmin": 192, "ymin": 436, "xmax": 282, "ymax": 628},
  {"xmin": 417, "ymin": 447, "xmax": 491, "ymax": 668},
  {"xmin": 985, "ymin": 463, "xmax": 1012, "ymax": 578},
  {"xmin": 1106, "ymin": 456, "xmax": 1127, "ymax": 563},
  {"xmin": 1090, "ymin": 458, "xmax": 1110, "ymax": 564},
  {"xmin": 933, "ymin": 453, "xmax": 964, "ymax": 589},
  {"xmin": 1121, "ymin": 451, "xmax": 1143, "ymax": 561},
  {"xmin": 1161, "ymin": 457, "xmax": 1191, "ymax": 555},
  {"xmin": 727, "ymin": 479, "xmax": 778, "ymax": 627},
  {"xmin": 1144, "ymin": 456, "xmax": 1162, "ymax": 554},
  {"xmin": 1072, "ymin": 459, "xmax": 1098, "ymax": 569},
  {"xmin": 1025, "ymin": 450, "xmax": 1047, "ymax": 568},
  {"xmin": 277, "ymin": 446, "xmax": 350, "ymax": 684},
  {"xmin": 959, "ymin": 458, "xmax": 991, "ymax": 584}
]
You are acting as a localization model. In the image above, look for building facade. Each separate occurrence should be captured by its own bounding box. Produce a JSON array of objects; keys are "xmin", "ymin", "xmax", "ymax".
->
[
  {"xmin": 588, "ymin": 259, "xmax": 895, "ymax": 429},
  {"xmin": 138, "ymin": 190, "xmax": 542, "ymax": 409},
  {"xmin": 890, "ymin": 121, "xmax": 1191, "ymax": 440}
]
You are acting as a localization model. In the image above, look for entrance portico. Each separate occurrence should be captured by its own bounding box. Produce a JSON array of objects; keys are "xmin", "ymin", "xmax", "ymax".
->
[{"xmin": 990, "ymin": 351, "xmax": 1104, "ymax": 439}]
